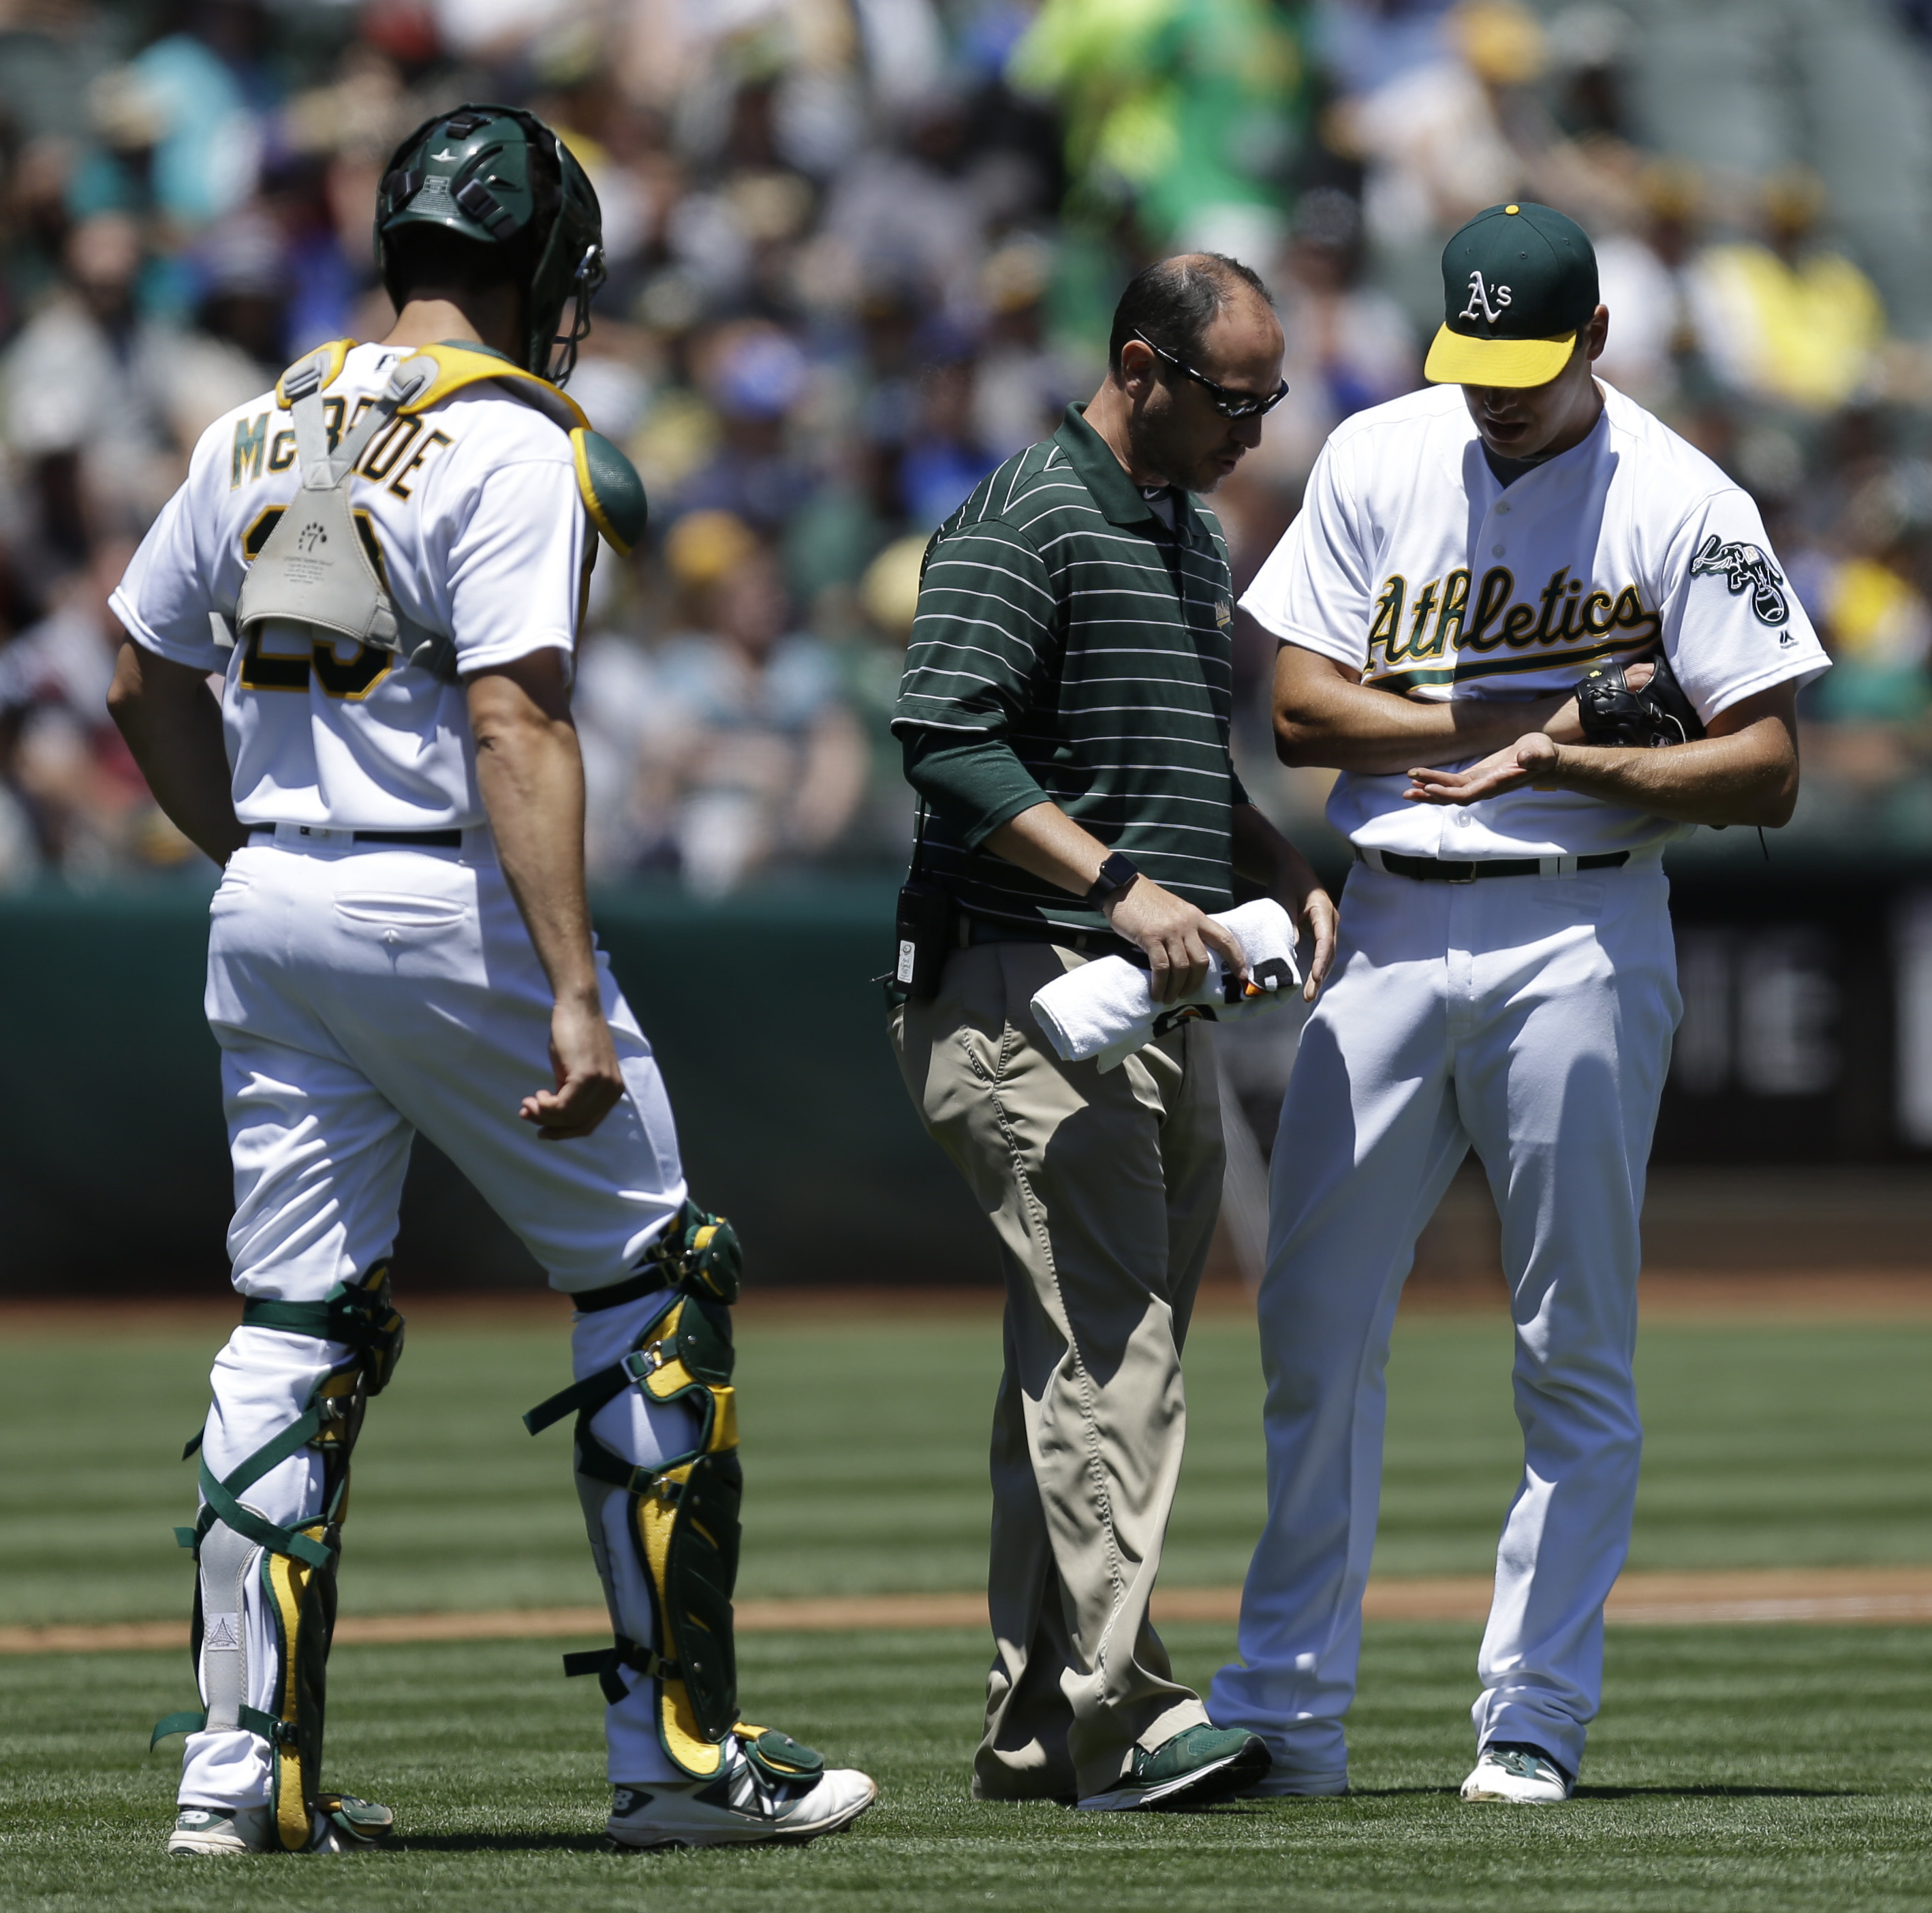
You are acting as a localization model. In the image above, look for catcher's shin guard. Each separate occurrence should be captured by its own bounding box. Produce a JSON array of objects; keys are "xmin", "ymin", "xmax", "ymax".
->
[
  {"xmin": 527, "ymin": 1202, "xmax": 756, "ymax": 1779},
  {"xmin": 153, "ymin": 1266, "xmax": 404, "ymax": 1851}
]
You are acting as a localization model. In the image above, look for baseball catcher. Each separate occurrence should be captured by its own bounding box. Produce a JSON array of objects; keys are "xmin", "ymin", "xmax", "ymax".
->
[{"xmin": 111, "ymin": 104, "xmax": 874, "ymax": 1855}]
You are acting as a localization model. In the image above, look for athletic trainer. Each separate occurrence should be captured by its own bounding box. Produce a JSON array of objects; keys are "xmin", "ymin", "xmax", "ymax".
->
[
  {"xmin": 890, "ymin": 255, "xmax": 1337, "ymax": 1811},
  {"xmin": 1209, "ymin": 203, "xmax": 1828, "ymax": 1802},
  {"xmin": 108, "ymin": 104, "xmax": 872, "ymax": 1855}
]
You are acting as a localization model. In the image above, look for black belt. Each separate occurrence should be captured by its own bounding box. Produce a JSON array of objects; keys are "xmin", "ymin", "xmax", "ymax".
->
[
  {"xmin": 1358, "ymin": 847, "xmax": 1630, "ymax": 884},
  {"xmin": 252, "ymin": 826, "xmax": 464, "ymax": 848},
  {"xmin": 959, "ymin": 914, "xmax": 1133, "ymax": 957}
]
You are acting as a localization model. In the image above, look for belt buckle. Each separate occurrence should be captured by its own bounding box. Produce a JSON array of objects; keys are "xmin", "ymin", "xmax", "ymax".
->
[{"xmin": 1442, "ymin": 860, "xmax": 1478, "ymax": 884}]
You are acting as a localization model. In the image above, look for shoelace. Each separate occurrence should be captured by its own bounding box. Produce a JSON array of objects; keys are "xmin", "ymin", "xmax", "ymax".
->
[
  {"xmin": 1491, "ymin": 1750, "xmax": 1553, "ymax": 1779},
  {"xmin": 727, "ymin": 1754, "xmax": 808, "ymax": 1818}
]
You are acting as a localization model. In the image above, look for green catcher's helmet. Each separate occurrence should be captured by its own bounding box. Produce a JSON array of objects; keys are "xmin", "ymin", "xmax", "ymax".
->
[{"xmin": 375, "ymin": 103, "xmax": 606, "ymax": 386}]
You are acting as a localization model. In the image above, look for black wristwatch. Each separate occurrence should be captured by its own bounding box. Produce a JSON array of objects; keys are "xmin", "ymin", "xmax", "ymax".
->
[{"xmin": 1085, "ymin": 851, "xmax": 1141, "ymax": 907}]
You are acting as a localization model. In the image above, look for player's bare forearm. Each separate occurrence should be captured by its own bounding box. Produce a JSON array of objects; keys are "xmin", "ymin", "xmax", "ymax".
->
[
  {"xmin": 470, "ymin": 653, "xmax": 597, "ymax": 992},
  {"xmin": 105, "ymin": 640, "xmax": 250, "ymax": 866},
  {"xmin": 1538, "ymin": 716, "xmax": 1796, "ymax": 824},
  {"xmin": 984, "ymin": 800, "xmax": 1250, "ymax": 1002},
  {"xmin": 468, "ymin": 652, "xmax": 624, "ymax": 1138},
  {"xmin": 1230, "ymin": 803, "xmax": 1337, "ymax": 999},
  {"xmin": 1404, "ymin": 682, "xmax": 1800, "ymax": 826},
  {"xmin": 1273, "ymin": 643, "xmax": 1581, "ymax": 775},
  {"xmin": 984, "ymin": 800, "xmax": 1112, "ymax": 895}
]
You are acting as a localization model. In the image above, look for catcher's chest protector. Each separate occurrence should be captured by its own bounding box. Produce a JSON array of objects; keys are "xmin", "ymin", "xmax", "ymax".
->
[
  {"xmin": 235, "ymin": 348, "xmax": 434, "ymax": 670},
  {"xmin": 232, "ymin": 341, "xmax": 646, "ymax": 682}
]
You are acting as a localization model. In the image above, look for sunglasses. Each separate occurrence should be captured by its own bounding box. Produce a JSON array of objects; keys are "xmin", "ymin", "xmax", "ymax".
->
[{"xmin": 1132, "ymin": 331, "xmax": 1290, "ymax": 419}]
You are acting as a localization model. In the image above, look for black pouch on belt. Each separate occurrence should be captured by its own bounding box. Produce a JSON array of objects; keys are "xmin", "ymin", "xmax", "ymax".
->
[
  {"xmin": 887, "ymin": 802, "xmax": 953, "ymax": 1001},
  {"xmin": 893, "ymin": 879, "xmax": 954, "ymax": 999}
]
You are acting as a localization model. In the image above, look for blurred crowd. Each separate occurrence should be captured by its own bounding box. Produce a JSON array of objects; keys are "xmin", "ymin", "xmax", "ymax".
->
[{"xmin": 5, "ymin": 0, "xmax": 1932, "ymax": 889}]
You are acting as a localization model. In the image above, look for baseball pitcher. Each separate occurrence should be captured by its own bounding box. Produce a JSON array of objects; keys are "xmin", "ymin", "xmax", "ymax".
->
[{"xmin": 1209, "ymin": 203, "xmax": 1828, "ymax": 1803}]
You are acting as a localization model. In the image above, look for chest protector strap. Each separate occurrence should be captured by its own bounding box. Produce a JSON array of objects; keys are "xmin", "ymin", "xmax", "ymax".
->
[{"xmin": 234, "ymin": 351, "xmax": 447, "ymax": 673}]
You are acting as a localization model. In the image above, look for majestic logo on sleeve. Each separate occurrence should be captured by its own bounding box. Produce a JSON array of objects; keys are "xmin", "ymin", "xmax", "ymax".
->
[
  {"xmin": 1689, "ymin": 534, "xmax": 1790, "ymax": 628},
  {"xmin": 1459, "ymin": 272, "xmax": 1512, "ymax": 324}
]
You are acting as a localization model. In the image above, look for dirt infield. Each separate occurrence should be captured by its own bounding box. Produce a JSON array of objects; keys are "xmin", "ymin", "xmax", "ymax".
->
[{"xmin": 7, "ymin": 1566, "xmax": 1931, "ymax": 1655}]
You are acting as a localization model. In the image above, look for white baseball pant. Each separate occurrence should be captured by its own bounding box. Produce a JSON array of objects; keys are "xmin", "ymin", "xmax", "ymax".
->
[
  {"xmin": 178, "ymin": 838, "xmax": 696, "ymax": 1809},
  {"xmin": 1209, "ymin": 858, "xmax": 1680, "ymax": 1788}
]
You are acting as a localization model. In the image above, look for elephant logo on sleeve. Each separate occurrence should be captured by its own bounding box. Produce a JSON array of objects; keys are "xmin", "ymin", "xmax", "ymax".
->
[{"xmin": 1689, "ymin": 534, "xmax": 1790, "ymax": 628}]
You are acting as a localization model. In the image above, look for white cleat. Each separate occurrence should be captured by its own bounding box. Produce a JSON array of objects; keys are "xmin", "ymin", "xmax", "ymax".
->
[
  {"xmin": 1459, "ymin": 1745, "xmax": 1573, "ymax": 1804},
  {"xmin": 608, "ymin": 1743, "xmax": 877, "ymax": 1850},
  {"xmin": 168, "ymin": 1805, "xmax": 272, "ymax": 1856},
  {"xmin": 167, "ymin": 1794, "xmax": 394, "ymax": 1855}
]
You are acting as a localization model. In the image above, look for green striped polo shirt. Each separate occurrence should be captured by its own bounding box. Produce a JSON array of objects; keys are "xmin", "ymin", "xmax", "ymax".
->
[{"xmin": 893, "ymin": 403, "xmax": 1247, "ymax": 942}]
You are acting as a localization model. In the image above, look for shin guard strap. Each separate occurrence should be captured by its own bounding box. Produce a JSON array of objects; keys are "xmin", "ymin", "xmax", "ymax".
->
[
  {"xmin": 191, "ymin": 1411, "xmax": 335, "ymax": 1568},
  {"xmin": 148, "ymin": 1705, "xmax": 294, "ymax": 1749},
  {"xmin": 243, "ymin": 1270, "xmax": 405, "ymax": 1395},
  {"xmin": 240, "ymin": 1705, "xmax": 298, "ymax": 1745},
  {"xmin": 525, "ymin": 1296, "xmax": 733, "ymax": 1441},
  {"xmin": 151, "ymin": 1709, "xmax": 207, "ymax": 1748},
  {"xmin": 563, "ymin": 1634, "xmax": 676, "ymax": 1706},
  {"xmin": 574, "ymin": 1427, "xmax": 687, "ymax": 1499},
  {"xmin": 523, "ymin": 1360, "xmax": 636, "ymax": 1436},
  {"xmin": 569, "ymin": 1202, "xmax": 743, "ymax": 1314}
]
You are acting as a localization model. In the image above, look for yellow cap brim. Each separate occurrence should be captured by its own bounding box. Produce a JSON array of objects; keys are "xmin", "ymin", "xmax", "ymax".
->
[{"xmin": 1424, "ymin": 325, "xmax": 1577, "ymax": 388}]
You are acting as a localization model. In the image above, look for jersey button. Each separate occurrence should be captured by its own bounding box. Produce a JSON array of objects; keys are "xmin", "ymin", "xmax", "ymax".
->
[
  {"xmin": 1496, "ymin": 502, "xmax": 1511, "ymax": 514},
  {"xmin": 1492, "ymin": 544, "xmax": 1506, "ymax": 557}
]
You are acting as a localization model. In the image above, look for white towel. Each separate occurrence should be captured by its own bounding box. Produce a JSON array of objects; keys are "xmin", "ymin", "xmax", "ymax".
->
[{"xmin": 1028, "ymin": 897, "xmax": 1302, "ymax": 1072}]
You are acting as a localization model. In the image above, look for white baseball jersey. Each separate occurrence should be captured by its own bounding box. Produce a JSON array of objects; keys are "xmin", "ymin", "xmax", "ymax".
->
[
  {"xmin": 110, "ymin": 341, "xmax": 587, "ymax": 832},
  {"xmin": 1243, "ymin": 379, "xmax": 1830, "ymax": 858}
]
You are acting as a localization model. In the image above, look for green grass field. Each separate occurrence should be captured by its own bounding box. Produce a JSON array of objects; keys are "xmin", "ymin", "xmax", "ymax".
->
[{"xmin": 3, "ymin": 1305, "xmax": 1930, "ymax": 1909}]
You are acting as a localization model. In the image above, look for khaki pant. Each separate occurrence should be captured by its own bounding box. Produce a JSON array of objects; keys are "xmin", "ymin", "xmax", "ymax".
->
[{"xmin": 889, "ymin": 939, "xmax": 1226, "ymax": 1801}]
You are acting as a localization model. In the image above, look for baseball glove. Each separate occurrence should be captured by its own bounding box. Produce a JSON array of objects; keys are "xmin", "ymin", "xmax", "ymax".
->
[{"xmin": 1574, "ymin": 650, "xmax": 1706, "ymax": 748}]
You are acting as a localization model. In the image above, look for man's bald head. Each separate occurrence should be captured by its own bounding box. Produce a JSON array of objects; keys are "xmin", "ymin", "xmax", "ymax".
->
[{"xmin": 1107, "ymin": 252, "xmax": 1275, "ymax": 377}]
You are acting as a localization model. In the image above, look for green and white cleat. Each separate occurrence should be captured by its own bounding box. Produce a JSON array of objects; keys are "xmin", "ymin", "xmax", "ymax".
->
[
  {"xmin": 168, "ymin": 1805, "xmax": 272, "ymax": 1856},
  {"xmin": 167, "ymin": 1794, "xmax": 394, "ymax": 1855},
  {"xmin": 607, "ymin": 1732, "xmax": 876, "ymax": 1850},
  {"xmin": 1076, "ymin": 1724, "xmax": 1272, "ymax": 1812},
  {"xmin": 1460, "ymin": 1744, "xmax": 1573, "ymax": 1803}
]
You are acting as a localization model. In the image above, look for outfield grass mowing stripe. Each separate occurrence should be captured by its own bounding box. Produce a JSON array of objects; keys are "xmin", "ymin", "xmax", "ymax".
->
[
  {"xmin": 7, "ymin": 1316, "xmax": 1932, "ymax": 1628},
  {"xmin": 5, "ymin": 1309, "xmax": 1931, "ymax": 1906},
  {"xmin": 9, "ymin": 1566, "xmax": 1932, "ymax": 1655},
  {"xmin": 3, "ymin": 1624, "xmax": 1929, "ymax": 1912}
]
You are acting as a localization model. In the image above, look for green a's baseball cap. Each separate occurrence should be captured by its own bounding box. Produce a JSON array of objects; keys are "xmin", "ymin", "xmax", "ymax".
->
[{"xmin": 1423, "ymin": 201, "xmax": 1600, "ymax": 388}]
